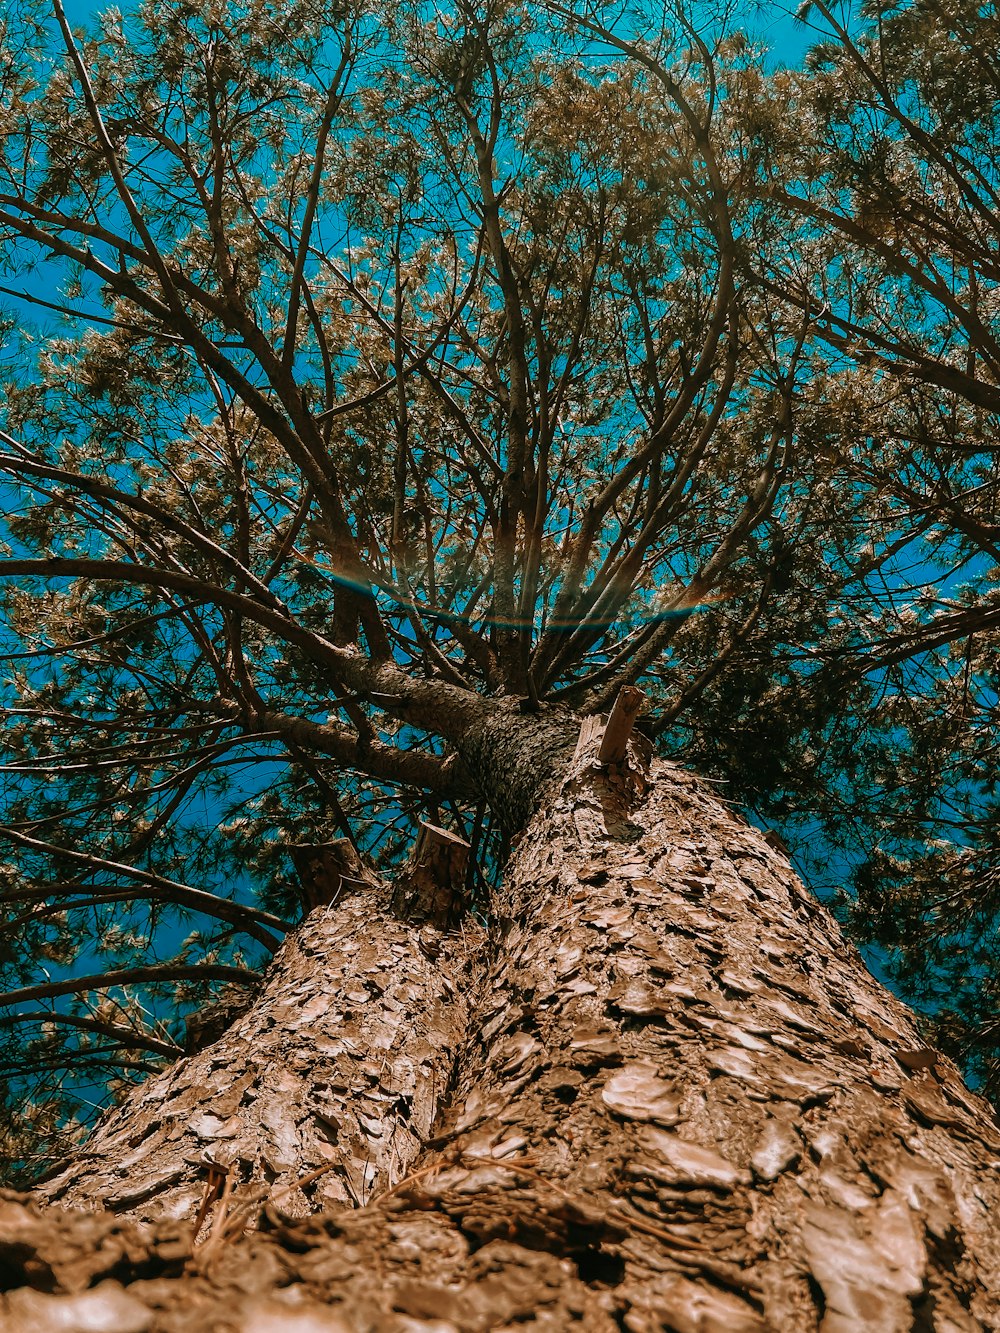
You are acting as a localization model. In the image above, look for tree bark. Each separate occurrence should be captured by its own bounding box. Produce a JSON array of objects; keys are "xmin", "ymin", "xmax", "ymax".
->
[
  {"xmin": 35, "ymin": 878, "xmax": 480, "ymax": 1223},
  {"xmin": 10, "ymin": 739, "xmax": 1000, "ymax": 1331}
]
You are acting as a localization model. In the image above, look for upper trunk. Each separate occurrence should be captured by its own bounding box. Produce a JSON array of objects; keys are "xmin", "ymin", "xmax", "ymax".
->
[
  {"xmin": 11, "ymin": 731, "xmax": 1000, "ymax": 1332},
  {"xmin": 455, "ymin": 702, "xmax": 578, "ymax": 838}
]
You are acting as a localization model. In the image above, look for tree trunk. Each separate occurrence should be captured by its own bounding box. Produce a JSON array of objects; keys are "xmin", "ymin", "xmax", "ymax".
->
[
  {"xmin": 8, "ymin": 739, "xmax": 1000, "ymax": 1332},
  {"xmin": 35, "ymin": 877, "xmax": 480, "ymax": 1222}
]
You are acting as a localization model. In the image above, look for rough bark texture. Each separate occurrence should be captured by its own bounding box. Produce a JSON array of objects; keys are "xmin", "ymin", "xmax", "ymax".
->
[
  {"xmin": 457, "ymin": 703, "xmax": 578, "ymax": 839},
  {"xmin": 36, "ymin": 881, "xmax": 479, "ymax": 1222},
  {"xmin": 10, "ymin": 740, "xmax": 1000, "ymax": 1331}
]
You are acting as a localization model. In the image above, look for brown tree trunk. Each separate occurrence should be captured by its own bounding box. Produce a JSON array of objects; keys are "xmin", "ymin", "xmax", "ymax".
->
[
  {"xmin": 35, "ymin": 878, "xmax": 480, "ymax": 1223},
  {"xmin": 7, "ymin": 738, "xmax": 1000, "ymax": 1331}
]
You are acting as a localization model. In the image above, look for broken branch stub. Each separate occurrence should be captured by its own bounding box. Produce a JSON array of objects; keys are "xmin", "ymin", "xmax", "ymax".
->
[
  {"xmin": 575, "ymin": 686, "xmax": 647, "ymax": 768},
  {"xmin": 391, "ymin": 821, "xmax": 471, "ymax": 928},
  {"xmin": 598, "ymin": 686, "xmax": 646, "ymax": 764},
  {"xmin": 572, "ymin": 715, "xmax": 604, "ymax": 765},
  {"xmin": 184, "ymin": 988, "xmax": 256, "ymax": 1055}
]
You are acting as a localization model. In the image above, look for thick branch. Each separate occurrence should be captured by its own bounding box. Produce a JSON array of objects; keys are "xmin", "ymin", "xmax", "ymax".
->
[
  {"xmin": 0, "ymin": 964, "xmax": 259, "ymax": 1009},
  {"xmin": 0, "ymin": 1010, "xmax": 180, "ymax": 1059},
  {"xmin": 245, "ymin": 707, "xmax": 477, "ymax": 799}
]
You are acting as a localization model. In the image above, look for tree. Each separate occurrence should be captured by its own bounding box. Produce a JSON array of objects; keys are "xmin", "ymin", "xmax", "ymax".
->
[
  {"xmin": 3, "ymin": 0, "xmax": 1000, "ymax": 1325},
  {"xmin": 0, "ymin": 0, "xmax": 825, "ymax": 1158}
]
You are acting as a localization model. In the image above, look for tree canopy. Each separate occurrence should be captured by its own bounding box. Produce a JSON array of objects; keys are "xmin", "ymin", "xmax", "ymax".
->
[{"xmin": 1, "ymin": 0, "xmax": 999, "ymax": 1181}]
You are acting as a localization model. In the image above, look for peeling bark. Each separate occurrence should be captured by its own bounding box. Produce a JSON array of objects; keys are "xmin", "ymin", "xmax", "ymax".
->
[
  {"xmin": 14, "ymin": 743, "xmax": 1000, "ymax": 1331},
  {"xmin": 438, "ymin": 747, "xmax": 1000, "ymax": 1329}
]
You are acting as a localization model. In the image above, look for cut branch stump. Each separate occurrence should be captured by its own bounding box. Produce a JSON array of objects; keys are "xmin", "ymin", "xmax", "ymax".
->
[
  {"xmin": 391, "ymin": 822, "xmax": 471, "ymax": 928},
  {"xmin": 184, "ymin": 989, "xmax": 255, "ymax": 1055},
  {"xmin": 289, "ymin": 839, "xmax": 374, "ymax": 914}
]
